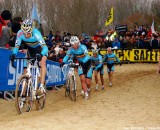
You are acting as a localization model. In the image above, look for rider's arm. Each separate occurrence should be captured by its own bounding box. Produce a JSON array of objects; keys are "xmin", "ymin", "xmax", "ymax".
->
[
  {"xmin": 95, "ymin": 55, "xmax": 103, "ymax": 69},
  {"xmin": 12, "ymin": 30, "xmax": 23, "ymax": 55},
  {"xmin": 33, "ymin": 29, "xmax": 48, "ymax": 56},
  {"xmin": 81, "ymin": 45, "xmax": 89, "ymax": 63},
  {"xmin": 63, "ymin": 48, "xmax": 72, "ymax": 63}
]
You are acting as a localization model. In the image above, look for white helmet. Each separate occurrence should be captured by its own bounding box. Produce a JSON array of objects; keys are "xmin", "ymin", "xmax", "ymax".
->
[
  {"xmin": 70, "ymin": 36, "xmax": 80, "ymax": 45},
  {"xmin": 107, "ymin": 47, "xmax": 112, "ymax": 51},
  {"xmin": 21, "ymin": 19, "xmax": 32, "ymax": 34}
]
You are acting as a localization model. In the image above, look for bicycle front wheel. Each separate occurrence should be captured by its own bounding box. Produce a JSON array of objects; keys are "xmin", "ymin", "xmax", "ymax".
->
[
  {"xmin": 70, "ymin": 75, "xmax": 77, "ymax": 101},
  {"xmin": 65, "ymin": 78, "xmax": 70, "ymax": 97},
  {"xmin": 35, "ymin": 77, "xmax": 46, "ymax": 111},
  {"xmin": 15, "ymin": 75, "xmax": 32, "ymax": 114}
]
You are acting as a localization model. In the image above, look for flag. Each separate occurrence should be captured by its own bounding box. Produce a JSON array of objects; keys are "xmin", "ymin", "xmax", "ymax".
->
[
  {"xmin": 31, "ymin": 3, "xmax": 41, "ymax": 28},
  {"xmin": 151, "ymin": 19, "xmax": 156, "ymax": 34},
  {"xmin": 148, "ymin": 19, "xmax": 156, "ymax": 38},
  {"xmin": 105, "ymin": 7, "xmax": 114, "ymax": 26}
]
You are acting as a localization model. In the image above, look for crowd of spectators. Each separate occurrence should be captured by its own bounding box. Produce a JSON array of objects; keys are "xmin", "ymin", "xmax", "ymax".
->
[
  {"xmin": 45, "ymin": 25, "xmax": 160, "ymax": 62},
  {"xmin": 0, "ymin": 10, "xmax": 160, "ymax": 64}
]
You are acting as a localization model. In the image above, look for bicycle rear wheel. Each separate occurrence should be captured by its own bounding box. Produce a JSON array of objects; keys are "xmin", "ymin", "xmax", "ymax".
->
[
  {"xmin": 15, "ymin": 75, "xmax": 32, "ymax": 114},
  {"xmin": 35, "ymin": 77, "xmax": 46, "ymax": 111},
  {"xmin": 65, "ymin": 78, "xmax": 70, "ymax": 97},
  {"xmin": 70, "ymin": 75, "xmax": 77, "ymax": 101}
]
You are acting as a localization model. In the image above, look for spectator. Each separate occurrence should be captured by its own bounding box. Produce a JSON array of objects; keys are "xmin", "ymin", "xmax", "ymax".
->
[
  {"xmin": 151, "ymin": 34, "xmax": 159, "ymax": 49},
  {"xmin": 48, "ymin": 49, "xmax": 57, "ymax": 61},
  {"xmin": 54, "ymin": 42, "xmax": 61, "ymax": 55},
  {"xmin": 91, "ymin": 40, "xmax": 98, "ymax": 50},
  {"xmin": 48, "ymin": 30, "xmax": 54, "ymax": 47},
  {"xmin": 9, "ymin": 17, "xmax": 23, "ymax": 48},
  {"xmin": 55, "ymin": 31, "xmax": 62, "ymax": 42},
  {"xmin": 112, "ymin": 38, "xmax": 121, "ymax": 49},
  {"xmin": 0, "ymin": 10, "xmax": 12, "ymax": 48},
  {"xmin": 137, "ymin": 35, "xmax": 144, "ymax": 48},
  {"xmin": 62, "ymin": 39, "xmax": 71, "ymax": 51},
  {"xmin": 57, "ymin": 48, "xmax": 66, "ymax": 63}
]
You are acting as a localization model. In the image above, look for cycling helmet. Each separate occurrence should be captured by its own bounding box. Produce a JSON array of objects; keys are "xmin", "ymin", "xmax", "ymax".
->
[
  {"xmin": 92, "ymin": 49, "xmax": 98, "ymax": 54},
  {"xmin": 21, "ymin": 19, "xmax": 32, "ymax": 34},
  {"xmin": 70, "ymin": 36, "xmax": 80, "ymax": 45},
  {"xmin": 107, "ymin": 47, "xmax": 112, "ymax": 51}
]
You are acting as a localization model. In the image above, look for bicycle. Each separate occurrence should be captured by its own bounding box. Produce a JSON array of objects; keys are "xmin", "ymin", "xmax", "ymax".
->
[
  {"xmin": 62, "ymin": 60, "xmax": 78, "ymax": 101},
  {"xmin": 11, "ymin": 57, "xmax": 46, "ymax": 114}
]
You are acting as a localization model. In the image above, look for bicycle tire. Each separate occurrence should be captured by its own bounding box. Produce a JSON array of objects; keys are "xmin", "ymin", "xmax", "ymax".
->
[
  {"xmin": 15, "ymin": 75, "xmax": 32, "ymax": 114},
  {"xmin": 65, "ymin": 78, "xmax": 70, "ymax": 97},
  {"xmin": 35, "ymin": 77, "xmax": 46, "ymax": 111},
  {"xmin": 70, "ymin": 75, "xmax": 77, "ymax": 101}
]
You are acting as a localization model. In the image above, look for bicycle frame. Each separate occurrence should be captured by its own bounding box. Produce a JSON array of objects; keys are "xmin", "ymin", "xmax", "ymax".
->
[
  {"xmin": 14, "ymin": 58, "xmax": 41, "ymax": 100},
  {"xmin": 26, "ymin": 60, "xmax": 40, "ymax": 100},
  {"xmin": 62, "ymin": 60, "xmax": 78, "ymax": 100},
  {"xmin": 13, "ymin": 57, "xmax": 46, "ymax": 114},
  {"xmin": 63, "ymin": 60, "xmax": 77, "ymax": 82},
  {"xmin": 67, "ymin": 66, "xmax": 76, "ymax": 90}
]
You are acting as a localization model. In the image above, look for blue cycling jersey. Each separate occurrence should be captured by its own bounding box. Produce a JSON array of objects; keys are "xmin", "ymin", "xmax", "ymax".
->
[
  {"xmin": 103, "ymin": 52, "xmax": 120, "ymax": 64},
  {"xmin": 91, "ymin": 54, "xmax": 103, "ymax": 70},
  {"xmin": 12, "ymin": 28, "xmax": 48, "ymax": 56},
  {"xmin": 63, "ymin": 44, "xmax": 90, "ymax": 63}
]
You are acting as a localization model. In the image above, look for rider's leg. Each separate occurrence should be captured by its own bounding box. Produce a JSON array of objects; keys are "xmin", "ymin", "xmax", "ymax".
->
[
  {"xmin": 39, "ymin": 56, "xmax": 47, "ymax": 93},
  {"xmin": 86, "ymin": 78, "xmax": 91, "ymax": 91},
  {"xmin": 108, "ymin": 71, "xmax": 114, "ymax": 86},
  {"xmin": 22, "ymin": 62, "xmax": 27, "ymax": 96},
  {"xmin": 94, "ymin": 71, "xmax": 99, "ymax": 90},
  {"xmin": 86, "ymin": 66, "xmax": 93, "ymax": 91},
  {"xmin": 100, "ymin": 68, "xmax": 104, "ymax": 89},
  {"xmin": 79, "ymin": 75, "xmax": 87, "ymax": 92},
  {"xmin": 40, "ymin": 56, "xmax": 47, "ymax": 85},
  {"xmin": 100, "ymin": 74, "xmax": 104, "ymax": 89}
]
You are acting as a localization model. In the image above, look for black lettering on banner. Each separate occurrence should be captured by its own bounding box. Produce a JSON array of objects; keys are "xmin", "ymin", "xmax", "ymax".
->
[
  {"xmin": 146, "ymin": 50, "xmax": 150, "ymax": 61},
  {"xmin": 123, "ymin": 50, "xmax": 130, "ymax": 60},
  {"xmin": 134, "ymin": 50, "xmax": 139, "ymax": 60},
  {"xmin": 155, "ymin": 50, "xmax": 158, "ymax": 61},
  {"xmin": 117, "ymin": 50, "xmax": 123, "ymax": 59},
  {"xmin": 140, "ymin": 50, "xmax": 145, "ymax": 61},
  {"xmin": 150, "ymin": 51, "xmax": 153, "ymax": 61}
]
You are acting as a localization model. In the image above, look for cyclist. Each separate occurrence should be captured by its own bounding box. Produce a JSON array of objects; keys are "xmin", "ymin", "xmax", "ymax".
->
[
  {"xmin": 103, "ymin": 47, "xmax": 121, "ymax": 87},
  {"xmin": 60, "ymin": 36, "xmax": 92, "ymax": 99},
  {"xmin": 91, "ymin": 49, "xmax": 104, "ymax": 90},
  {"xmin": 10, "ymin": 19, "xmax": 48, "ymax": 93}
]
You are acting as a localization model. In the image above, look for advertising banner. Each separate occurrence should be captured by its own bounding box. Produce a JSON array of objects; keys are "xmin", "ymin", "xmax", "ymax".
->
[{"xmin": 0, "ymin": 48, "xmax": 67, "ymax": 91}]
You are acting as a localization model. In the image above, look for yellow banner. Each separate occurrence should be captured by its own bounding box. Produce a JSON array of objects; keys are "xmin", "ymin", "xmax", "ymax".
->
[
  {"xmin": 105, "ymin": 7, "xmax": 114, "ymax": 26},
  {"xmin": 89, "ymin": 49, "xmax": 160, "ymax": 62}
]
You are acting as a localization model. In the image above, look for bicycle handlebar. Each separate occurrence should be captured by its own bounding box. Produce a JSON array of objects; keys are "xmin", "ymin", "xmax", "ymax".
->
[
  {"xmin": 68, "ymin": 63, "xmax": 79, "ymax": 68},
  {"xmin": 10, "ymin": 57, "xmax": 41, "ymax": 68}
]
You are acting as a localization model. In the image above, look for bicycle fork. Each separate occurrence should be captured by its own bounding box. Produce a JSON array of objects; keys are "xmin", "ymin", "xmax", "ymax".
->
[{"xmin": 71, "ymin": 75, "xmax": 76, "ymax": 91}]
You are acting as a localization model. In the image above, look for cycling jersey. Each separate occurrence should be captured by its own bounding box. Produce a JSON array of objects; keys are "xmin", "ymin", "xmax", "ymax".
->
[
  {"xmin": 103, "ymin": 52, "xmax": 120, "ymax": 73},
  {"xmin": 91, "ymin": 54, "xmax": 104, "ymax": 75},
  {"xmin": 91, "ymin": 54, "xmax": 103, "ymax": 70},
  {"xmin": 12, "ymin": 28, "xmax": 48, "ymax": 56},
  {"xmin": 103, "ymin": 53, "xmax": 120, "ymax": 64},
  {"xmin": 63, "ymin": 44, "xmax": 90, "ymax": 63},
  {"xmin": 63, "ymin": 44, "xmax": 92, "ymax": 78}
]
